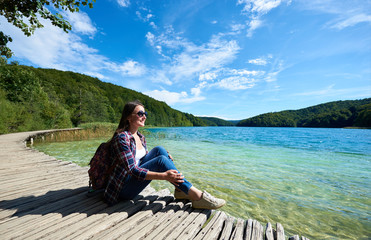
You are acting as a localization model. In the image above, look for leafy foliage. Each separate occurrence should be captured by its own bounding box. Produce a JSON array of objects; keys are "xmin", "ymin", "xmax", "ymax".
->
[
  {"xmin": 237, "ymin": 99, "xmax": 371, "ymax": 128},
  {"xmin": 0, "ymin": 64, "xmax": 210, "ymax": 134},
  {"xmin": 199, "ymin": 117, "xmax": 236, "ymax": 126},
  {"xmin": 0, "ymin": 0, "xmax": 95, "ymax": 58}
]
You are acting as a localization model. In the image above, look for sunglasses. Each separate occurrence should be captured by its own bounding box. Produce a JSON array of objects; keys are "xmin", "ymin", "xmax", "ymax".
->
[{"xmin": 136, "ymin": 111, "xmax": 148, "ymax": 117}]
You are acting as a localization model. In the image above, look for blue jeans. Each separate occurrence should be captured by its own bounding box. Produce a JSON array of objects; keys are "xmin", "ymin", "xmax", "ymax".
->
[{"xmin": 119, "ymin": 146, "xmax": 193, "ymax": 200}]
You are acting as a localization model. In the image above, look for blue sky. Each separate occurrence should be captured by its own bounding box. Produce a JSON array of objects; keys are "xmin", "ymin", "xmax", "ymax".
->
[{"xmin": 1, "ymin": 0, "xmax": 371, "ymax": 120}]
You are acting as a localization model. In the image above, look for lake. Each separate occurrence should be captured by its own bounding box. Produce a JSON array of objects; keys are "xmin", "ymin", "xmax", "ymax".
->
[{"xmin": 34, "ymin": 127, "xmax": 371, "ymax": 239}]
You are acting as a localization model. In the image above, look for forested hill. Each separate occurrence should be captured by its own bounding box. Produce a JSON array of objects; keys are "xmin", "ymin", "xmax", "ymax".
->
[
  {"xmin": 0, "ymin": 64, "xmax": 208, "ymax": 134},
  {"xmin": 237, "ymin": 98, "xmax": 371, "ymax": 128},
  {"xmin": 198, "ymin": 117, "xmax": 235, "ymax": 126}
]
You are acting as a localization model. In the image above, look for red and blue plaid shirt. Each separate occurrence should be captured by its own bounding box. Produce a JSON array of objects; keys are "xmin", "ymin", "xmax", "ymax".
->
[{"xmin": 104, "ymin": 130, "xmax": 148, "ymax": 205}]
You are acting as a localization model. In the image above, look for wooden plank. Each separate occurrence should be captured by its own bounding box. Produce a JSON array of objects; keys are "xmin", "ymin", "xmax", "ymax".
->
[
  {"xmin": 289, "ymin": 235, "xmax": 300, "ymax": 240},
  {"xmin": 8, "ymin": 196, "xmax": 102, "ymax": 239},
  {"xmin": 51, "ymin": 188, "xmax": 156, "ymax": 240},
  {"xmin": 276, "ymin": 222, "xmax": 285, "ymax": 240},
  {"xmin": 265, "ymin": 222, "xmax": 274, "ymax": 240},
  {"xmin": 72, "ymin": 195, "xmax": 173, "ymax": 240},
  {"xmin": 218, "ymin": 215, "xmax": 235, "ymax": 240},
  {"xmin": 168, "ymin": 208, "xmax": 211, "ymax": 240},
  {"xmin": 245, "ymin": 219, "xmax": 253, "ymax": 240},
  {"xmin": 139, "ymin": 203, "xmax": 192, "ymax": 240},
  {"xmin": 230, "ymin": 218, "xmax": 245, "ymax": 240},
  {"xmin": 0, "ymin": 189, "xmax": 91, "ymax": 235},
  {"xmin": 251, "ymin": 219, "xmax": 264, "ymax": 240},
  {"xmin": 195, "ymin": 211, "xmax": 221, "ymax": 240},
  {"xmin": 124, "ymin": 201, "xmax": 183, "ymax": 240},
  {"xmin": 0, "ymin": 184, "xmax": 88, "ymax": 220},
  {"xmin": 301, "ymin": 236, "xmax": 310, "ymax": 240}
]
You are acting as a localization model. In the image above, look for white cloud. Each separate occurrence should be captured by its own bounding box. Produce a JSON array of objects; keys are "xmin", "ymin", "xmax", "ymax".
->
[
  {"xmin": 214, "ymin": 76, "xmax": 256, "ymax": 90},
  {"xmin": 248, "ymin": 58, "xmax": 267, "ymax": 65},
  {"xmin": 117, "ymin": 0, "xmax": 130, "ymax": 7},
  {"xmin": 64, "ymin": 11, "xmax": 97, "ymax": 36},
  {"xmin": 238, "ymin": 0, "xmax": 283, "ymax": 15},
  {"xmin": 144, "ymin": 89, "xmax": 205, "ymax": 105},
  {"xmin": 146, "ymin": 29, "xmax": 241, "ymax": 83},
  {"xmin": 136, "ymin": 11, "xmax": 154, "ymax": 22},
  {"xmin": 211, "ymin": 20, "xmax": 218, "ymax": 24},
  {"xmin": 246, "ymin": 18, "xmax": 263, "ymax": 37},
  {"xmin": 248, "ymin": 54, "xmax": 272, "ymax": 65},
  {"xmin": 329, "ymin": 14, "xmax": 371, "ymax": 30},
  {"xmin": 237, "ymin": 0, "xmax": 291, "ymax": 37},
  {"xmin": 230, "ymin": 23, "xmax": 246, "ymax": 34},
  {"xmin": 117, "ymin": 60, "xmax": 147, "ymax": 77},
  {"xmin": 199, "ymin": 72, "xmax": 217, "ymax": 81},
  {"xmin": 198, "ymin": 68, "xmax": 263, "ymax": 90},
  {"xmin": 168, "ymin": 36, "xmax": 240, "ymax": 81},
  {"xmin": 299, "ymin": 0, "xmax": 371, "ymax": 30}
]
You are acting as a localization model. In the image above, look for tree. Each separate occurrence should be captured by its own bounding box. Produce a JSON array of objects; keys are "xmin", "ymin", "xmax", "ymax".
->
[{"xmin": 0, "ymin": 0, "xmax": 95, "ymax": 58}]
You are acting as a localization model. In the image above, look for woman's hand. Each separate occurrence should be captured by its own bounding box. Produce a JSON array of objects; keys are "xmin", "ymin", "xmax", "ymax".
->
[{"xmin": 164, "ymin": 170, "xmax": 184, "ymax": 186}]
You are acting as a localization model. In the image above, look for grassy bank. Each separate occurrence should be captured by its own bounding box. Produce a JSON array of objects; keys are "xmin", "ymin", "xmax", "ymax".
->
[
  {"xmin": 30, "ymin": 122, "xmax": 116, "ymax": 144},
  {"xmin": 30, "ymin": 122, "xmax": 154, "ymax": 144}
]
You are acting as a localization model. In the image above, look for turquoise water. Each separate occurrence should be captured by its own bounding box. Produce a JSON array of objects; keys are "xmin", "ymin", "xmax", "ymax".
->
[{"xmin": 34, "ymin": 127, "xmax": 371, "ymax": 239}]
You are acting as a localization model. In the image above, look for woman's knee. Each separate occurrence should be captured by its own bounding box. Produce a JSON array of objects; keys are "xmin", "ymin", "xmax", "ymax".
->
[{"xmin": 152, "ymin": 146, "xmax": 168, "ymax": 156}]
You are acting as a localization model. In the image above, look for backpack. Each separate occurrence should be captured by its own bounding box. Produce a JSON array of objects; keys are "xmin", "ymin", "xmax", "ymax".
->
[{"xmin": 88, "ymin": 142, "xmax": 116, "ymax": 191}]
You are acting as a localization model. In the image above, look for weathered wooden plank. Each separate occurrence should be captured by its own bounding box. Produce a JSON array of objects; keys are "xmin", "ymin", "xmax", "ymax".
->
[
  {"xmin": 8, "ymin": 196, "xmax": 102, "ymax": 239},
  {"xmin": 0, "ymin": 175, "xmax": 87, "ymax": 198},
  {"xmin": 169, "ymin": 208, "xmax": 211, "ymax": 240},
  {"xmin": 276, "ymin": 222, "xmax": 285, "ymax": 240},
  {"xmin": 49, "ymin": 188, "xmax": 157, "ymax": 240},
  {"xmin": 251, "ymin": 219, "xmax": 264, "ymax": 240},
  {"xmin": 265, "ymin": 222, "xmax": 274, "ymax": 240},
  {"xmin": 301, "ymin": 236, "xmax": 310, "ymax": 240},
  {"xmin": 219, "ymin": 215, "xmax": 235, "ymax": 240},
  {"xmin": 0, "ymin": 177, "xmax": 86, "ymax": 202},
  {"xmin": 160, "ymin": 207, "xmax": 201, "ymax": 240},
  {"xmin": 0, "ymin": 165, "xmax": 86, "ymax": 185},
  {"xmin": 195, "ymin": 211, "xmax": 221, "ymax": 240},
  {"xmin": 0, "ymin": 184, "xmax": 88, "ymax": 220},
  {"xmin": 72, "ymin": 194, "xmax": 173, "ymax": 240},
  {"xmin": 245, "ymin": 219, "xmax": 253, "ymax": 240},
  {"xmin": 149, "ymin": 204, "xmax": 193, "ymax": 240},
  {"xmin": 9, "ymin": 201, "xmax": 107, "ymax": 240},
  {"xmin": 140, "ymin": 203, "xmax": 192, "ymax": 240},
  {"xmin": 230, "ymin": 218, "xmax": 245, "ymax": 240},
  {"xmin": 124, "ymin": 201, "xmax": 183, "ymax": 240},
  {"xmin": 0, "ymin": 189, "xmax": 91, "ymax": 234}
]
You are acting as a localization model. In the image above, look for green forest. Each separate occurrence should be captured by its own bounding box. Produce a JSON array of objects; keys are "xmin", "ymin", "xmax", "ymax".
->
[
  {"xmin": 237, "ymin": 98, "xmax": 371, "ymax": 128},
  {"xmin": 0, "ymin": 63, "xmax": 212, "ymax": 134}
]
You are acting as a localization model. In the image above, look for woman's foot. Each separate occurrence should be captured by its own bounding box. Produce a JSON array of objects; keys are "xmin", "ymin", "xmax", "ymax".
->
[{"xmin": 192, "ymin": 191, "xmax": 226, "ymax": 209}]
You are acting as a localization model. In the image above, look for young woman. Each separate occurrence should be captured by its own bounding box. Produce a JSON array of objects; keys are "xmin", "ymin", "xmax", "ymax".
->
[{"xmin": 104, "ymin": 100, "xmax": 225, "ymax": 209}]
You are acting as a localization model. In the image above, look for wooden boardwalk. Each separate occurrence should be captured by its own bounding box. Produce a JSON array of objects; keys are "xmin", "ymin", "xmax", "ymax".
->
[{"xmin": 0, "ymin": 130, "xmax": 309, "ymax": 240}]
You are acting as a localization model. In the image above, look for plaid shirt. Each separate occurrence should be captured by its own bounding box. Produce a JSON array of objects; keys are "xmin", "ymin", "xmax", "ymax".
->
[{"xmin": 104, "ymin": 130, "xmax": 148, "ymax": 205}]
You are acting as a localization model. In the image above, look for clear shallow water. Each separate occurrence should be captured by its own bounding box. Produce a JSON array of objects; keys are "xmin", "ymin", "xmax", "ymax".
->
[{"xmin": 34, "ymin": 127, "xmax": 371, "ymax": 239}]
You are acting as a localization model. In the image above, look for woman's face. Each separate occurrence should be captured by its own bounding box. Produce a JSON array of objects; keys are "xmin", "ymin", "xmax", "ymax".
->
[{"xmin": 128, "ymin": 105, "xmax": 147, "ymax": 129}]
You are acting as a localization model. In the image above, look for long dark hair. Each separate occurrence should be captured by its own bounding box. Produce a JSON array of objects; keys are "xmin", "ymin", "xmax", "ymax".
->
[{"xmin": 116, "ymin": 100, "xmax": 144, "ymax": 133}]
